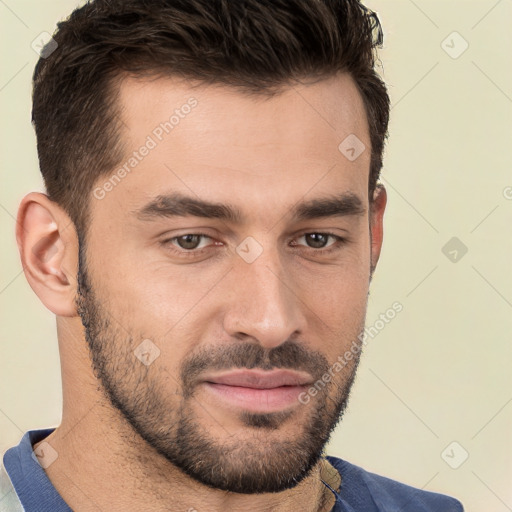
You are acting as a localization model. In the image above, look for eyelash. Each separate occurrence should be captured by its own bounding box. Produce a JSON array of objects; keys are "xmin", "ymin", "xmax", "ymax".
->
[{"xmin": 161, "ymin": 232, "xmax": 347, "ymax": 259}]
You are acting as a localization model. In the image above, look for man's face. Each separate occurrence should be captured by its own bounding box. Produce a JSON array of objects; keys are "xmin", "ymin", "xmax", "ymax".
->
[{"xmin": 77, "ymin": 73, "xmax": 383, "ymax": 493}]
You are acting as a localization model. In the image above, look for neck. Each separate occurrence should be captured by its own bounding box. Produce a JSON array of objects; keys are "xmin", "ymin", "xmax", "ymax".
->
[
  {"xmin": 42, "ymin": 320, "xmax": 333, "ymax": 511},
  {"xmin": 35, "ymin": 401, "xmax": 329, "ymax": 512}
]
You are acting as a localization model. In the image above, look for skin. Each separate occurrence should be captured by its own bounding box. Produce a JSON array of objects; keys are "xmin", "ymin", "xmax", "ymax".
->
[{"xmin": 16, "ymin": 72, "xmax": 386, "ymax": 512}]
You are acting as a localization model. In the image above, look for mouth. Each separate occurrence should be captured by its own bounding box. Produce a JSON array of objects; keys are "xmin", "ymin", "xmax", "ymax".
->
[{"xmin": 201, "ymin": 369, "xmax": 313, "ymax": 413}]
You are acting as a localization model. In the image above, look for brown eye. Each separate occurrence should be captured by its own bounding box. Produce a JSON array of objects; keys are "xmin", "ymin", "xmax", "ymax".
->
[
  {"xmin": 291, "ymin": 232, "xmax": 346, "ymax": 255},
  {"xmin": 175, "ymin": 234, "xmax": 204, "ymax": 250},
  {"xmin": 304, "ymin": 233, "xmax": 330, "ymax": 249}
]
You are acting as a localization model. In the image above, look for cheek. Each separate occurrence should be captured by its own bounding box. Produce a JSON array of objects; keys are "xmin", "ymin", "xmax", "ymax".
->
[
  {"xmin": 292, "ymin": 246, "xmax": 371, "ymax": 315},
  {"xmin": 90, "ymin": 245, "xmax": 214, "ymax": 335},
  {"xmin": 311, "ymin": 285, "xmax": 367, "ymax": 359},
  {"xmin": 88, "ymin": 223, "xmax": 371, "ymax": 341},
  {"xmin": 292, "ymin": 259, "xmax": 370, "ymax": 359}
]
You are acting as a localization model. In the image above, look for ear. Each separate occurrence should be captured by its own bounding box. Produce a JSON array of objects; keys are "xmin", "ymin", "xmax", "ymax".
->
[
  {"xmin": 369, "ymin": 184, "xmax": 387, "ymax": 276},
  {"xmin": 16, "ymin": 192, "xmax": 79, "ymax": 317}
]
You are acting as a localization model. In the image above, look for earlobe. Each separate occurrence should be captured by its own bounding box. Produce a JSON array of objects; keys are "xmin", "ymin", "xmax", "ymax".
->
[
  {"xmin": 16, "ymin": 192, "xmax": 79, "ymax": 317},
  {"xmin": 369, "ymin": 184, "xmax": 387, "ymax": 274}
]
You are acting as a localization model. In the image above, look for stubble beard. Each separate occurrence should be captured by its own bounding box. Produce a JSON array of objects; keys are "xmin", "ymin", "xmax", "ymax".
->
[{"xmin": 76, "ymin": 254, "xmax": 363, "ymax": 494}]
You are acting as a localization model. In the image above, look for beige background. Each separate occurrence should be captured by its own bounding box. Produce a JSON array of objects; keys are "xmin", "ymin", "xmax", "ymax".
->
[{"xmin": 1, "ymin": 1, "xmax": 511, "ymax": 511}]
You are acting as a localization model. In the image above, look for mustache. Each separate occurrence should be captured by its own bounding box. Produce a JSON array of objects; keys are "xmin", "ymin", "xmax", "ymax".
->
[{"xmin": 180, "ymin": 340, "xmax": 330, "ymax": 391}]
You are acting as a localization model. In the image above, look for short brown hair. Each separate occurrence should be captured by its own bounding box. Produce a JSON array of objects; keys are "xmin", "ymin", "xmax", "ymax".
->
[{"xmin": 32, "ymin": 0, "xmax": 389, "ymax": 236}]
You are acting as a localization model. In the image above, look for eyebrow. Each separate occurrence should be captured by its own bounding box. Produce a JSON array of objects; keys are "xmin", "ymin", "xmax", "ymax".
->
[{"xmin": 133, "ymin": 191, "xmax": 366, "ymax": 224}]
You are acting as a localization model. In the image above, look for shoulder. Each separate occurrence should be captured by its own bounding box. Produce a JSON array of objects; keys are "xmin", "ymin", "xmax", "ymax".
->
[
  {"xmin": 2, "ymin": 428, "xmax": 65, "ymax": 512},
  {"xmin": 1, "ymin": 458, "xmax": 24, "ymax": 511},
  {"xmin": 326, "ymin": 456, "xmax": 464, "ymax": 511}
]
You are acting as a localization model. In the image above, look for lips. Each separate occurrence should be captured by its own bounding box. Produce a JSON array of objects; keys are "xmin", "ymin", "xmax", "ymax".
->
[
  {"xmin": 200, "ymin": 369, "xmax": 314, "ymax": 413},
  {"xmin": 204, "ymin": 369, "xmax": 313, "ymax": 389}
]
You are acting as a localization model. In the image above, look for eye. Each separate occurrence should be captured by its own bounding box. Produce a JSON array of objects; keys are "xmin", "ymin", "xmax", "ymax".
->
[
  {"xmin": 297, "ymin": 233, "xmax": 335, "ymax": 249},
  {"xmin": 160, "ymin": 231, "xmax": 346, "ymax": 260},
  {"xmin": 169, "ymin": 234, "xmax": 213, "ymax": 251},
  {"xmin": 292, "ymin": 232, "xmax": 344, "ymax": 251}
]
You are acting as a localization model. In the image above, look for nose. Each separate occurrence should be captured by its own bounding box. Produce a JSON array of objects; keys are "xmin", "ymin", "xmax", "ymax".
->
[{"xmin": 222, "ymin": 244, "xmax": 307, "ymax": 349}]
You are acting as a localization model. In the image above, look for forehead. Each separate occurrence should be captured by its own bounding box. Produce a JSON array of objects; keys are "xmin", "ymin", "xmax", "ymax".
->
[{"xmin": 92, "ymin": 73, "xmax": 371, "ymax": 222}]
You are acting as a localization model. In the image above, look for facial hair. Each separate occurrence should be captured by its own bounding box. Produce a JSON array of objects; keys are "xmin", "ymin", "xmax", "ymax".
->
[{"xmin": 76, "ymin": 246, "xmax": 363, "ymax": 494}]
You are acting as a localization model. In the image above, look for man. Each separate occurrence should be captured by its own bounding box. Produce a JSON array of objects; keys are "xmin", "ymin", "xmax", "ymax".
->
[{"xmin": 1, "ymin": 0, "xmax": 464, "ymax": 510}]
